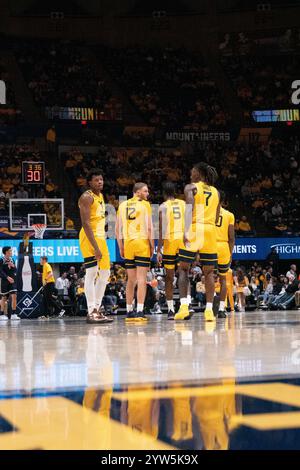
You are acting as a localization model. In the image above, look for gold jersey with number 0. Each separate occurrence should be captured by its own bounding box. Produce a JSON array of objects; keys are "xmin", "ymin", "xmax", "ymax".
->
[
  {"xmin": 118, "ymin": 196, "xmax": 151, "ymax": 240},
  {"xmin": 163, "ymin": 199, "xmax": 185, "ymax": 241},
  {"xmin": 192, "ymin": 181, "xmax": 219, "ymax": 225},
  {"xmin": 78, "ymin": 190, "xmax": 106, "ymax": 238},
  {"xmin": 216, "ymin": 207, "xmax": 235, "ymax": 242}
]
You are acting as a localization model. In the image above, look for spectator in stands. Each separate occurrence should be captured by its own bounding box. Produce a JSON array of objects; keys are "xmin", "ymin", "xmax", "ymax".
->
[
  {"xmin": 271, "ymin": 202, "xmax": 283, "ymax": 217},
  {"xmin": 46, "ymin": 125, "xmax": 56, "ymax": 153},
  {"xmin": 270, "ymin": 276, "xmax": 300, "ymax": 310},
  {"xmin": 274, "ymin": 217, "xmax": 288, "ymax": 235},
  {"xmin": 195, "ymin": 275, "xmax": 206, "ymax": 307},
  {"xmin": 0, "ymin": 195, "xmax": 6, "ymax": 214},
  {"xmin": 65, "ymin": 217, "xmax": 75, "ymax": 230},
  {"xmin": 16, "ymin": 186, "xmax": 29, "ymax": 199},
  {"xmin": 103, "ymin": 276, "xmax": 119, "ymax": 314},
  {"xmin": 237, "ymin": 216, "xmax": 253, "ymax": 235},
  {"xmin": 68, "ymin": 266, "xmax": 77, "ymax": 278},
  {"xmin": 234, "ymin": 268, "xmax": 249, "ymax": 311},
  {"xmin": 76, "ymin": 175, "xmax": 87, "ymax": 191},
  {"xmin": 55, "ymin": 272, "xmax": 70, "ymax": 297},
  {"xmin": 76, "ymin": 279, "xmax": 87, "ymax": 315},
  {"xmin": 67, "ymin": 266, "xmax": 77, "ymax": 302},
  {"xmin": 262, "ymin": 206, "xmax": 272, "ymax": 224},
  {"xmin": 5, "ymin": 188, "xmax": 15, "ymax": 200},
  {"xmin": 2, "ymin": 177, "xmax": 14, "ymax": 194},
  {"xmin": 258, "ymin": 276, "xmax": 284, "ymax": 309},
  {"xmin": 249, "ymin": 275, "xmax": 260, "ymax": 300},
  {"xmin": 45, "ymin": 178, "xmax": 57, "ymax": 194},
  {"xmin": 286, "ymin": 264, "xmax": 297, "ymax": 283}
]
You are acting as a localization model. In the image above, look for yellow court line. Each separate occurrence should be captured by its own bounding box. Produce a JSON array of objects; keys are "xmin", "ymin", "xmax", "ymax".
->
[
  {"xmin": 0, "ymin": 397, "xmax": 174, "ymax": 450},
  {"xmin": 237, "ymin": 383, "xmax": 300, "ymax": 408},
  {"xmin": 231, "ymin": 411, "xmax": 300, "ymax": 430},
  {"xmin": 112, "ymin": 383, "xmax": 300, "ymax": 409},
  {"xmin": 112, "ymin": 384, "xmax": 237, "ymax": 401}
]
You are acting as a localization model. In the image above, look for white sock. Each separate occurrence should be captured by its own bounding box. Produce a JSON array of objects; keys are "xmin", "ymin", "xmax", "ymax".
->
[
  {"xmin": 127, "ymin": 304, "xmax": 133, "ymax": 313},
  {"xmin": 220, "ymin": 301, "xmax": 225, "ymax": 311},
  {"xmin": 137, "ymin": 303, "xmax": 144, "ymax": 312},
  {"xmin": 187, "ymin": 294, "xmax": 191, "ymax": 305},
  {"xmin": 94, "ymin": 269, "xmax": 110, "ymax": 311},
  {"xmin": 180, "ymin": 298, "xmax": 189, "ymax": 306},
  {"xmin": 206, "ymin": 302, "xmax": 213, "ymax": 310},
  {"xmin": 84, "ymin": 265, "xmax": 98, "ymax": 314},
  {"xmin": 167, "ymin": 300, "xmax": 174, "ymax": 312}
]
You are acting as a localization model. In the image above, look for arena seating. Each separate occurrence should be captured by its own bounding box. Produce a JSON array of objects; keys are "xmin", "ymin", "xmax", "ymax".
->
[
  {"xmin": 0, "ymin": 59, "xmax": 22, "ymax": 127},
  {"xmin": 15, "ymin": 40, "xmax": 122, "ymax": 120},
  {"xmin": 100, "ymin": 46, "xmax": 230, "ymax": 128},
  {"xmin": 62, "ymin": 135, "xmax": 300, "ymax": 237},
  {"xmin": 221, "ymin": 52, "xmax": 300, "ymax": 125}
]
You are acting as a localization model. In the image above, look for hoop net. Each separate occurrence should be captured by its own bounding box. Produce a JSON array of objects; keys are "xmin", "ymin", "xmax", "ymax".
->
[{"xmin": 32, "ymin": 223, "xmax": 47, "ymax": 239}]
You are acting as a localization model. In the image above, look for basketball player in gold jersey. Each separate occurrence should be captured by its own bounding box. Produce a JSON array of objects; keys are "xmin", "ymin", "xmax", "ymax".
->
[
  {"xmin": 175, "ymin": 162, "xmax": 220, "ymax": 322},
  {"xmin": 116, "ymin": 182, "xmax": 154, "ymax": 322},
  {"xmin": 215, "ymin": 191, "xmax": 235, "ymax": 318},
  {"xmin": 78, "ymin": 169, "xmax": 113, "ymax": 324},
  {"xmin": 157, "ymin": 182, "xmax": 185, "ymax": 320}
]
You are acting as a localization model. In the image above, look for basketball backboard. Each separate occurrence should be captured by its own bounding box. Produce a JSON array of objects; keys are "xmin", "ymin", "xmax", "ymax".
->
[{"xmin": 9, "ymin": 198, "xmax": 64, "ymax": 231}]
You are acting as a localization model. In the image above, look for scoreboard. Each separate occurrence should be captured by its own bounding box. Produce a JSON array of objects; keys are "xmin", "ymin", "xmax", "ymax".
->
[{"xmin": 22, "ymin": 161, "xmax": 45, "ymax": 185}]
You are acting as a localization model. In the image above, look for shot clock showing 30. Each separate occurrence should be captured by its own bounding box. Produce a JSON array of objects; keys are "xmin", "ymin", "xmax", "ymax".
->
[{"xmin": 22, "ymin": 161, "xmax": 45, "ymax": 184}]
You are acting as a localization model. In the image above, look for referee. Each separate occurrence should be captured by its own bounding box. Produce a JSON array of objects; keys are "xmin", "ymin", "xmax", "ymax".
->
[{"xmin": 40, "ymin": 256, "xmax": 65, "ymax": 317}]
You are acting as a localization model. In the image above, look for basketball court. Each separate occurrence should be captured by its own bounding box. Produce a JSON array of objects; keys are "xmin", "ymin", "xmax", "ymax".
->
[{"xmin": 1, "ymin": 311, "xmax": 300, "ymax": 450}]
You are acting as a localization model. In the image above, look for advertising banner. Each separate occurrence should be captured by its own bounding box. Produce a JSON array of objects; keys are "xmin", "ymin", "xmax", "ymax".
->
[
  {"xmin": 0, "ymin": 239, "xmax": 116, "ymax": 264},
  {"xmin": 0, "ymin": 238, "xmax": 299, "ymax": 264}
]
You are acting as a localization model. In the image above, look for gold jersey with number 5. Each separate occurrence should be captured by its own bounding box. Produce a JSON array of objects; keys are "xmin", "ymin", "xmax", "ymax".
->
[{"xmin": 162, "ymin": 199, "xmax": 185, "ymax": 270}]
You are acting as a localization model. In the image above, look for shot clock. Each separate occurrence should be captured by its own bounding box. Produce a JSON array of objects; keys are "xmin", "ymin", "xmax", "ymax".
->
[{"xmin": 22, "ymin": 162, "xmax": 45, "ymax": 185}]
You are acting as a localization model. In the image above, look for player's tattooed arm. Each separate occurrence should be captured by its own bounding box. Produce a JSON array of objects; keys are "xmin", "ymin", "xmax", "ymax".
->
[
  {"xmin": 184, "ymin": 183, "xmax": 196, "ymax": 244},
  {"xmin": 79, "ymin": 192, "xmax": 102, "ymax": 261}
]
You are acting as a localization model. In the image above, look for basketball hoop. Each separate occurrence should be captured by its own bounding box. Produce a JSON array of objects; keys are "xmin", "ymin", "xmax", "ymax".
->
[{"xmin": 32, "ymin": 224, "xmax": 47, "ymax": 239}]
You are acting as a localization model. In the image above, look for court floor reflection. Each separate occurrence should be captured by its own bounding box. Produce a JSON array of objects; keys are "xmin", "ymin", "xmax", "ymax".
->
[
  {"xmin": 1, "ymin": 312, "xmax": 300, "ymax": 393},
  {"xmin": 3, "ymin": 378, "xmax": 300, "ymax": 449},
  {"xmin": 2, "ymin": 311, "xmax": 300, "ymax": 449}
]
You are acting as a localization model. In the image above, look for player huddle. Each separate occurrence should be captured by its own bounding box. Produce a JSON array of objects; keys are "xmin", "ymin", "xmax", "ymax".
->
[{"xmin": 78, "ymin": 162, "xmax": 235, "ymax": 324}]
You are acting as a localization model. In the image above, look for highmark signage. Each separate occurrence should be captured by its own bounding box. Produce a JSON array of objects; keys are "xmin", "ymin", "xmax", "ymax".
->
[
  {"xmin": 0, "ymin": 238, "xmax": 299, "ymax": 263},
  {"xmin": 231, "ymin": 238, "xmax": 300, "ymax": 260}
]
